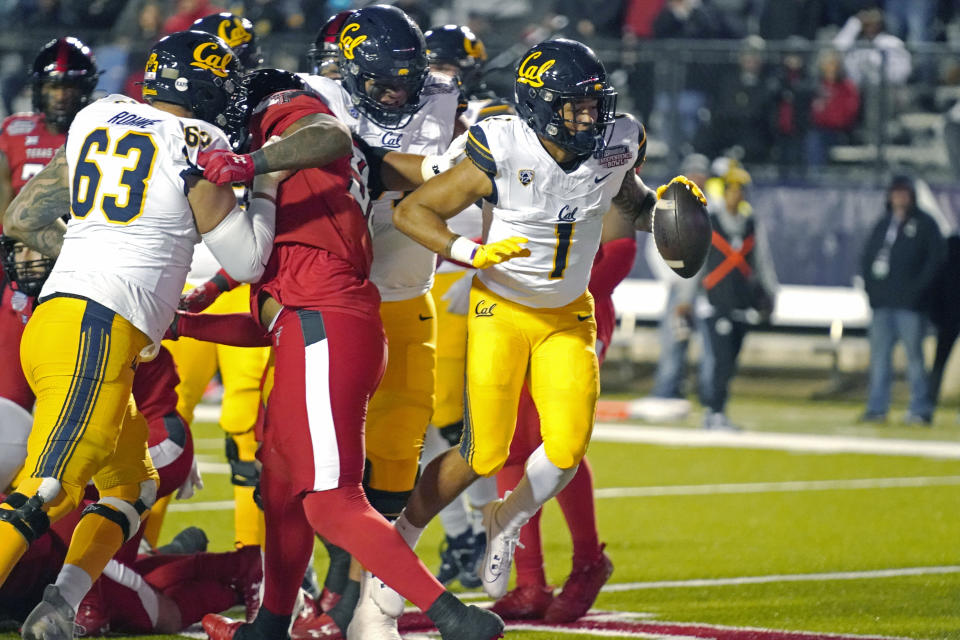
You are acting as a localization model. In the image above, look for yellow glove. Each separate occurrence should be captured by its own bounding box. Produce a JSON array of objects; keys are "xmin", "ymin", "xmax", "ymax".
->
[
  {"xmin": 450, "ymin": 235, "xmax": 530, "ymax": 269},
  {"xmin": 656, "ymin": 175, "xmax": 708, "ymax": 207},
  {"xmin": 472, "ymin": 236, "xmax": 530, "ymax": 269}
]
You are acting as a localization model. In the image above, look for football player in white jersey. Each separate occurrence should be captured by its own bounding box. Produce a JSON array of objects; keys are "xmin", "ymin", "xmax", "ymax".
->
[
  {"xmin": 420, "ymin": 23, "xmax": 505, "ymax": 591},
  {"xmin": 392, "ymin": 39, "xmax": 664, "ymax": 600},
  {"xmin": 0, "ymin": 31, "xmax": 284, "ymax": 640},
  {"xmin": 300, "ymin": 6, "xmax": 461, "ymax": 638}
]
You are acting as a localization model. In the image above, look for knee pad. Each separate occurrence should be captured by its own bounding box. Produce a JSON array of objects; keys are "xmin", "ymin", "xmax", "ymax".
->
[
  {"xmin": 437, "ymin": 421, "xmax": 463, "ymax": 447},
  {"xmin": 85, "ymin": 479, "xmax": 158, "ymax": 542},
  {"xmin": 0, "ymin": 492, "xmax": 50, "ymax": 543},
  {"xmin": 225, "ymin": 436, "xmax": 260, "ymax": 487}
]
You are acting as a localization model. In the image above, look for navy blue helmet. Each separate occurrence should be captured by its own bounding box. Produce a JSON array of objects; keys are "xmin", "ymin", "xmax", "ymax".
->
[
  {"xmin": 514, "ymin": 39, "xmax": 616, "ymax": 157},
  {"xmin": 424, "ymin": 24, "xmax": 487, "ymax": 97},
  {"xmin": 223, "ymin": 68, "xmax": 307, "ymax": 152},
  {"xmin": 141, "ymin": 30, "xmax": 241, "ymax": 130},
  {"xmin": 31, "ymin": 37, "xmax": 99, "ymax": 130},
  {"xmin": 191, "ymin": 13, "xmax": 263, "ymax": 71},
  {"xmin": 336, "ymin": 5, "xmax": 428, "ymax": 129}
]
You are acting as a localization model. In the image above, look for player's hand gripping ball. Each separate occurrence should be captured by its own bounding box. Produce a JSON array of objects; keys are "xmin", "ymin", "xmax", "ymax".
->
[{"xmin": 653, "ymin": 175, "xmax": 712, "ymax": 278}]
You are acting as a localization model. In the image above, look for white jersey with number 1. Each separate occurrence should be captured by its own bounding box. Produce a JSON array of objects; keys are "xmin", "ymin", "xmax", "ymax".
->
[{"xmin": 465, "ymin": 114, "xmax": 643, "ymax": 308}]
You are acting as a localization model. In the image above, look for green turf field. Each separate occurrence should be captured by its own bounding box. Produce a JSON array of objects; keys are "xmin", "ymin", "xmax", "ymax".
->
[{"xmin": 6, "ymin": 390, "xmax": 960, "ymax": 640}]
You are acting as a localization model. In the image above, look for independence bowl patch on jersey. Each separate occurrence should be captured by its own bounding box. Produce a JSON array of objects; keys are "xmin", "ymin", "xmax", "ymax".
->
[
  {"xmin": 5, "ymin": 119, "xmax": 36, "ymax": 136},
  {"xmin": 596, "ymin": 144, "xmax": 630, "ymax": 167}
]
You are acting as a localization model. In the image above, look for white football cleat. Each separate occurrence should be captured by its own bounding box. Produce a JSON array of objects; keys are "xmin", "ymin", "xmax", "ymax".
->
[
  {"xmin": 366, "ymin": 571, "xmax": 405, "ymax": 619},
  {"xmin": 479, "ymin": 499, "xmax": 521, "ymax": 599},
  {"xmin": 21, "ymin": 585, "xmax": 76, "ymax": 640},
  {"xmin": 348, "ymin": 574, "xmax": 401, "ymax": 640}
]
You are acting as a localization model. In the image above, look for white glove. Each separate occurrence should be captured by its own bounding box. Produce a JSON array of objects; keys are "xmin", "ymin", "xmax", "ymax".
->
[
  {"xmin": 420, "ymin": 132, "xmax": 469, "ymax": 181},
  {"xmin": 175, "ymin": 456, "xmax": 204, "ymax": 500},
  {"xmin": 441, "ymin": 272, "xmax": 474, "ymax": 315}
]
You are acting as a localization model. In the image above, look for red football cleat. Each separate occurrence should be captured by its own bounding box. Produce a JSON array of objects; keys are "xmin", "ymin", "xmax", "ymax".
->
[
  {"xmin": 202, "ymin": 614, "xmax": 244, "ymax": 640},
  {"xmin": 229, "ymin": 547, "xmax": 263, "ymax": 622},
  {"xmin": 290, "ymin": 609, "xmax": 343, "ymax": 640},
  {"xmin": 543, "ymin": 545, "xmax": 614, "ymax": 623},
  {"xmin": 489, "ymin": 584, "xmax": 554, "ymax": 620}
]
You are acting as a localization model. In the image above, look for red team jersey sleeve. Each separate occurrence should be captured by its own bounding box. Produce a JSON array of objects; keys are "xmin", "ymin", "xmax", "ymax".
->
[{"xmin": 248, "ymin": 91, "xmax": 379, "ymax": 317}]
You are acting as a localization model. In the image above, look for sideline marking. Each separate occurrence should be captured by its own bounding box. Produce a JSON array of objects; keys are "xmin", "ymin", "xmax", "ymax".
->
[{"xmin": 593, "ymin": 424, "xmax": 960, "ymax": 459}]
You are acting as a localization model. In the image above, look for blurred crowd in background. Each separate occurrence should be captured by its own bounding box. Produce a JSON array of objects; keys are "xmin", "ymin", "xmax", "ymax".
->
[{"xmin": 5, "ymin": 1, "xmax": 960, "ymax": 183}]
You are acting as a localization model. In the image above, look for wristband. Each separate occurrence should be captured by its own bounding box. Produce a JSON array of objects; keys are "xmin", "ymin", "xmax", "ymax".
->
[
  {"xmin": 448, "ymin": 235, "xmax": 480, "ymax": 264},
  {"xmin": 421, "ymin": 154, "xmax": 449, "ymax": 182}
]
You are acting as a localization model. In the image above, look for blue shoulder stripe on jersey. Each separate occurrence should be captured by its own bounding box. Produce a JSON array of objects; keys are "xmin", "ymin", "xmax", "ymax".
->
[{"xmin": 465, "ymin": 125, "xmax": 496, "ymax": 176}]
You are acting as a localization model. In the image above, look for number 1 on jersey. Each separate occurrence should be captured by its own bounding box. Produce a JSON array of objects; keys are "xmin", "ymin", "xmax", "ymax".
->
[{"xmin": 550, "ymin": 222, "xmax": 575, "ymax": 279}]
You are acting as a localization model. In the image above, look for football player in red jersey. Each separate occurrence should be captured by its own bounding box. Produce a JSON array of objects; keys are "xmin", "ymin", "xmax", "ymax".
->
[
  {"xmin": 197, "ymin": 69, "xmax": 503, "ymax": 640},
  {"xmin": 0, "ymin": 37, "xmax": 98, "ymax": 411}
]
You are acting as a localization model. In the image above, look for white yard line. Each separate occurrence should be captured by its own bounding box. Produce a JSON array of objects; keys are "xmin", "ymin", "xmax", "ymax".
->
[{"xmin": 170, "ymin": 474, "xmax": 960, "ymax": 511}]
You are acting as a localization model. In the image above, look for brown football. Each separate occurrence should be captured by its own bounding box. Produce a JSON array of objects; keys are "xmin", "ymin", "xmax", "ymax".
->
[{"xmin": 653, "ymin": 181, "xmax": 712, "ymax": 278}]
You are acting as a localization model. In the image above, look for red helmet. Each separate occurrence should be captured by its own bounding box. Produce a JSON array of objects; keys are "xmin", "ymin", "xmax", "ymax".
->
[
  {"xmin": 307, "ymin": 10, "xmax": 355, "ymax": 77},
  {"xmin": 31, "ymin": 37, "xmax": 99, "ymax": 130}
]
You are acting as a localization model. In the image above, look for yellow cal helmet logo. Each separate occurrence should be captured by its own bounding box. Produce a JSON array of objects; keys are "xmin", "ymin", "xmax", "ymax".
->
[
  {"xmin": 464, "ymin": 37, "xmax": 487, "ymax": 62},
  {"xmin": 217, "ymin": 18, "xmax": 252, "ymax": 49},
  {"xmin": 517, "ymin": 51, "xmax": 555, "ymax": 88},
  {"xmin": 191, "ymin": 42, "xmax": 233, "ymax": 78},
  {"xmin": 339, "ymin": 22, "xmax": 367, "ymax": 60}
]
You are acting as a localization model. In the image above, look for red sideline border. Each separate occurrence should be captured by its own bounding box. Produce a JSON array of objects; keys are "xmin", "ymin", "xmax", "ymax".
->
[{"xmin": 393, "ymin": 610, "xmax": 915, "ymax": 640}]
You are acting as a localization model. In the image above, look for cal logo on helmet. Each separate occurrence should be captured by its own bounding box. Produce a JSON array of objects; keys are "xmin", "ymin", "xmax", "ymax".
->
[
  {"xmin": 517, "ymin": 51, "xmax": 555, "ymax": 88},
  {"xmin": 339, "ymin": 23, "xmax": 366, "ymax": 60},
  {"xmin": 191, "ymin": 42, "xmax": 233, "ymax": 78},
  {"xmin": 218, "ymin": 17, "xmax": 252, "ymax": 48},
  {"xmin": 464, "ymin": 37, "xmax": 486, "ymax": 62}
]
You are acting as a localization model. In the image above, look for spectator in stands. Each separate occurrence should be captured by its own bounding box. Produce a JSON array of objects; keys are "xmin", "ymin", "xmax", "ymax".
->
[
  {"xmin": 554, "ymin": 0, "xmax": 626, "ymax": 40},
  {"xmin": 884, "ymin": 0, "xmax": 936, "ymax": 45},
  {"xmin": 832, "ymin": 8, "xmax": 912, "ymax": 87},
  {"xmin": 859, "ymin": 175, "xmax": 945, "ymax": 425},
  {"xmin": 806, "ymin": 48, "xmax": 861, "ymax": 166},
  {"xmin": 678, "ymin": 166, "xmax": 779, "ymax": 431},
  {"xmin": 698, "ymin": 35, "xmax": 774, "ymax": 163},
  {"xmin": 622, "ymin": 0, "xmax": 665, "ymax": 40},
  {"xmin": 770, "ymin": 37, "xmax": 815, "ymax": 175},
  {"xmin": 649, "ymin": 153, "xmax": 713, "ymax": 402}
]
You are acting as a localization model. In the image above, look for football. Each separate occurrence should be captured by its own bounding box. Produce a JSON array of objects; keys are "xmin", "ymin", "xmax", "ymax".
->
[{"xmin": 653, "ymin": 179, "xmax": 713, "ymax": 278}]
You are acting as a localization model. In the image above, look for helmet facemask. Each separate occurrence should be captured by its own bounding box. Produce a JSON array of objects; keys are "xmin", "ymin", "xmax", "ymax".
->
[
  {"xmin": 519, "ymin": 84, "xmax": 617, "ymax": 157},
  {"xmin": 0, "ymin": 237, "xmax": 54, "ymax": 298},
  {"xmin": 340, "ymin": 63, "xmax": 428, "ymax": 129}
]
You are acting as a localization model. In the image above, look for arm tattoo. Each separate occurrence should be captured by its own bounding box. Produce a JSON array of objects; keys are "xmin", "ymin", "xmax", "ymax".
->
[
  {"xmin": 251, "ymin": 114, "xmax": 351, "ymax": 173},
  {"xmin": 612, "ymin": 172, "xmax": 655, "ymax": 232},
  {"xmin": 4, "ymin": 146, "xmax": 69, "ymax": 257}
]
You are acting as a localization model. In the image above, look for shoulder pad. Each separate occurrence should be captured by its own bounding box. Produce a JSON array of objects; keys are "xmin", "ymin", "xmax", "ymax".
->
[
  {"xmin": 476, "ymin": 98, "xmax": 514, "ymax": 121},
  {"xmin": 465, "ymin": 123, "xmax": 496, "ymax": 175},
  {"xmin": 422, "ymin": 73, "xmax": 459, "ymax": 97}
]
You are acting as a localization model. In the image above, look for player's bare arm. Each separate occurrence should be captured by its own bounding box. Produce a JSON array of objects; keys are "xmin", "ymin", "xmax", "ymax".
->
[
  {"xmin": 0, "ymin": 151, "xmax": 13, "ymax": 218},
  {"xmin": 252, "ymin": 112, "xmax": 352, "ymax": 172},
  {"xmin": 612, "ymin": 170, "xmax": 657, "ymax": 233},
  {"xmin": 3, "ymin": 145, "xmax": 68, "ymax": 257},
  {"xmin": 393, "ymin": 157, "xmax": 491, "ymax": 257}
]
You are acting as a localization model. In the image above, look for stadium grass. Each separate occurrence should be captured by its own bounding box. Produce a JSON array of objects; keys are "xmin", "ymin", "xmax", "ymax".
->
[{"xmin": 4, "ymin": 393, "xmax": 959, "ymax": 640}]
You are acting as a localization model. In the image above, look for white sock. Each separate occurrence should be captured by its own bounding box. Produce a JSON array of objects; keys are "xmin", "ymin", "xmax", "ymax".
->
[
  {"xmin": 394, "ymin": 511, "xmax": 424, "ymax": 549},
  {"xmin": 495, "ymin": 444, "xmax": 577, "ymax": 534},
  {"xmin": 466, "ymin": 476, "xmax": 498, "ymax": 535},
  {"xmin": 54, "ymin": 564, "xmax": 93, "ymax": 611}
]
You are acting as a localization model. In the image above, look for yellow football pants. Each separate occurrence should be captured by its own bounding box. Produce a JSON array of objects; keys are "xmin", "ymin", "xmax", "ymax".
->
[
  {"xmin": 365, "ymin": 293, "xmax": 437, "ymax": 495},
  {"xmin": 462, "ymin": 281, "xmax": 599, "ymax": 476},
  {"xmin": 430, "ymin": 272, "xmax": 470, "ymax": 430}
]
